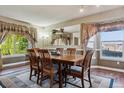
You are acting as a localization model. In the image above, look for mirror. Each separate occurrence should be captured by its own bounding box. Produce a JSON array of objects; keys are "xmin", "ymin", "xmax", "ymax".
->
[{"xmin": 51, "ymin": 24, "xmax": 80, "ymax": 46}]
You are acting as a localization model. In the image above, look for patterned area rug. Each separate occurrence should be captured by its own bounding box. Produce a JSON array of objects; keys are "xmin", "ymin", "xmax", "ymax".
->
[{"xmin": 0, "ymin": 69, "xmax": 114, "ymax": 88}]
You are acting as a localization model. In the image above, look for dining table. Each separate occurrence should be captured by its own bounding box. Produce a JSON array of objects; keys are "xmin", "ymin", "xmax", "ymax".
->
[{"xmin": 51, "ymin": 54, "xmax": 84, "ymax": 88}]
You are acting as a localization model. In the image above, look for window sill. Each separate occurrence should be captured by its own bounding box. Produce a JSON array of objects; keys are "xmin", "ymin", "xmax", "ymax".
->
[
  {"xmin": 2, "ymin": 54, "xmax": 26, "ymax": 59},
  {"xmin": 100, "ymin": 57, "xmax": 124, "ymax": 62}
]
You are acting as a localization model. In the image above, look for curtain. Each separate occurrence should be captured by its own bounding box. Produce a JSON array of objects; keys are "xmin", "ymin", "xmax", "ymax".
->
[
  {"xmin": 80, "ymin": 23, "xmax": 98, "ymax": 50},
  {"xmin": 0, "ymin": 30, "xmax": 8, "ymax": 44},
  {"xmin": 0, "ymin": 21, "xmax": 37, "ymax": 47}
]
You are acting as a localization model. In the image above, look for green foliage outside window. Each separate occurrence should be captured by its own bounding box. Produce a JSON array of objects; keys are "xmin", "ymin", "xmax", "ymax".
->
[{"xmin": 0, "ymin": 34, "xmax": 29, "ymax": 55}]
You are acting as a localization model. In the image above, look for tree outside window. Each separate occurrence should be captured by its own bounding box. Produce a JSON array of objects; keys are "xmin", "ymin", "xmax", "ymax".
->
[{"xmin": 0, "ymin": 34, "xmax": 29, "ymax": 55}]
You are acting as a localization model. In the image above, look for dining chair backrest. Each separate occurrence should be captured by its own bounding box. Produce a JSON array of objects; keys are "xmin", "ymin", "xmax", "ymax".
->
[
  {"xmin": 27, "ymin": 48, "xmax": 40, "ymax": 69},
  {"xmin": 67, "ymin": 48, "xmax": 76, "ymax": 55},
  {"xmin": 38, "ymin": 49, "xmax": 53, "ymax": 69},
  {"xmin": 56, "ymin": 48, "xmax": 64, "ymax": 55},
  {"xmin": 34, "ymin": 48, "xmax": 40, "ymax": 57},
  {"xmin": 82, "ymin": 49, "xmax": 94, "ymax": 72}
]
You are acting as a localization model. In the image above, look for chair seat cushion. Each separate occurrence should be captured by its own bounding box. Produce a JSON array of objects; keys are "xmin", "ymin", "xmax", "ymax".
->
[
  {"xmin": 70, "ymin": 66, "xmax": 82, "ymax": 73},
  {"xmin": 66, "ymin": 66, "xmax": 82, "ymax": 78},
  {"xmin": 67, "ymin": 66, "xmax": 88, "ymax": 77}
]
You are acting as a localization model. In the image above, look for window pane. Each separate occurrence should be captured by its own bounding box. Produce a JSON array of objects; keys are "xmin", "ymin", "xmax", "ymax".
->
[
  {"xmin": 0, "ymin": 34, "xmax": 15, "ymax": 55},
  {"xmin": 100, "ymin": 30, "xmax": 123, "ymax": 58},
  {"xmin": 15, "ymin": 35, "xmax": 28, "ymax": 54},
  {"xmin": 0, "ymin": 34, "xmax": 29, "ymax": 55}
]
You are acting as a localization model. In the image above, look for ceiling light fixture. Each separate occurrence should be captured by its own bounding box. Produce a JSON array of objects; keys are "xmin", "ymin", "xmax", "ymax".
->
[{"xmin": 80, "ymin": 5, "xmax": 84, "ymax": 12}]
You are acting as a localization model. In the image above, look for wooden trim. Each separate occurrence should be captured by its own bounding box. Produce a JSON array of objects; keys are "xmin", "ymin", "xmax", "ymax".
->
[
  {"xmin": 2, "ymin": 61, "xmax": 29, "ymax": 70},
  {"xmin": 92, "ymin": 65, "xmax": 124, "ymax": 72}
]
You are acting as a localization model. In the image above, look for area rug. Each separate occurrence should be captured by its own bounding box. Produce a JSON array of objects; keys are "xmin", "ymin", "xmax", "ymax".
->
[{"xmin": 0, "ymin": 69, "xmax": 114, "ymax": 88}]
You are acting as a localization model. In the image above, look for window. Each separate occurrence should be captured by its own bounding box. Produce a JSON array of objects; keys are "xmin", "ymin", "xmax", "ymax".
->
[
  {"xmin": 0, "ymin": 34, "xmax": 29, "ymax": 56},
  {"xmin": 100, "ymin": 30, "xmax": 124, "ymax": 60}
]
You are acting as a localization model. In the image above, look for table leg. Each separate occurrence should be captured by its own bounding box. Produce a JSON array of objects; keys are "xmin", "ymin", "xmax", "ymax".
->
[{"xmin": 58, "ymin": 63, "xmax": 62, "ymax": 88}]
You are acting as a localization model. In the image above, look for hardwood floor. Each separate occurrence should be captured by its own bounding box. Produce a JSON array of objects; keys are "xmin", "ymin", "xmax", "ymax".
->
[
  {"xmin": 0, "ymin": 65, "xmax": 124, "ymax": 87},
  {"xmin": 91, "ymin": 68, "xmax": 124, "ymax": 87}
]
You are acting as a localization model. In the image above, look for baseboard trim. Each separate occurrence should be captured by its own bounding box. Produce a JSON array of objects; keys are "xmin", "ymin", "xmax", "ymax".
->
[
  {"xmin": 92, "ymin": 65, "xmax": 124, "ymax": 73},
  {"xmin": 3, "ymin": 61, "xmax": 29, "ymax": 70}
]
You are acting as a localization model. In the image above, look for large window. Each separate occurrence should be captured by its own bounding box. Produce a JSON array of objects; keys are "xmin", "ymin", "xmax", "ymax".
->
[
  {"xmin": 100, "ymin": 30, "xmax": 124, "ymax": 60},
  {"xmin": 0, "ymin": 34, "xmax": 29, "ymax": 56}
]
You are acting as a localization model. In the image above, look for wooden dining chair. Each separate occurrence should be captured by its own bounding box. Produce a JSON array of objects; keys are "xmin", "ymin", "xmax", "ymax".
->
[
  {"xmin": 56, "ymin": 48, "xmax": 64, "ymax": 55},
  {"xmin": 67, "ymin": 48, "xmax": 76, "ymax": 55},
  {"xmin": 64, "ymin": 49, "xmax": 94, "ymax": 88},
  {"xmin": 27, "ymin": 48, "xmax": 40, "ymax": 84},
  {"xmin": 66, "ymin": 48, "xmax": 76, "ymax": 70},
  {"xmin": 38, "ymin": 49, "xmax": 57, "ymax": 88}
]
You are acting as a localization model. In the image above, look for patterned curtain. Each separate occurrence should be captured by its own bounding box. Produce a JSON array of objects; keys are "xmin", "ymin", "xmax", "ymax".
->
[
  {"xmin": 0, "ymin": 31, "xmax": 8, "ymax": 44},
  {"xmin": 80, "ymin": 23, "xmax": 98, "ymax": 50},
  {"xmin": 0, "ymin": 21, "xmax": 37, "ymax": 47}
]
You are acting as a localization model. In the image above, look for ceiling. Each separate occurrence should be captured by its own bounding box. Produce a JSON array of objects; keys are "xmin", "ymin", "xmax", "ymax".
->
[
  {"xmin": 0, "ymin": 5, "xmax": 122, "ymax": 27},
  {"xmin": 64, "ymin": 25, "xmax": 80, "ymax": 33}
]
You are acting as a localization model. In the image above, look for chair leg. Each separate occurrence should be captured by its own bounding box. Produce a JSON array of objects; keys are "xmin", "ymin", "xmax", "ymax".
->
[
  {"xmin": 64, "ymin": 74, "xmax": 67, "ymax": 87},
  {"xmin": 40, "ymin": 71, "xmax": 43, "ymax": 86},
  {"xmin": 34, "ymin": 70, "xmax": 37, "ymax": 76},
  {"xmin": 73, "ymin": 76, "xmax": 76, "ymax": 80},
  {"xmin": 81, "ymin": 73, "xmax": 84, "ymax": 88},
  {"xmin": 81, "ymin": 78, "xmax": 84, "ymax": 88},
  {"xmin": 37, "ymin": 71, "xmax": 40, "ymax": 84},
  {"xmin": 62, "ymin": 65, "xmax": 66, "ymax": 83},
  {"xmin": 50, "ymin": 74, "xmax": 54, "ymax": 88},
  {"xmin": 88, "ymin": 70, "xmax": 92, "ymax": 87},
  {"xmin": 64, "ymin": 65, "xmax": 68, "ymax": 87},
  {"xmin": 29, "ymin": 69, "xmax": 32, "ymax": 80}
]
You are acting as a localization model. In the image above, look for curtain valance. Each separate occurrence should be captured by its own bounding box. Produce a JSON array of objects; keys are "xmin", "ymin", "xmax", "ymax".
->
[
  {"xmin": 97, "ymin": 21, "xmax": 124, "ymax": 32},
  {"xmin": 0, "ymin": 21, "xmax": 37, "ymax": 47}
]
